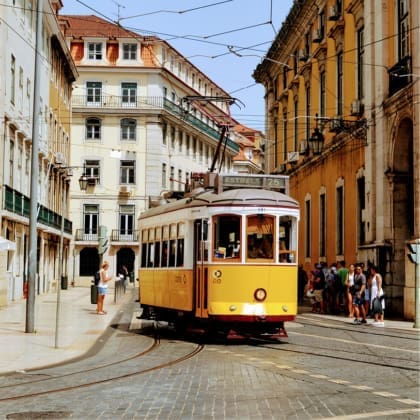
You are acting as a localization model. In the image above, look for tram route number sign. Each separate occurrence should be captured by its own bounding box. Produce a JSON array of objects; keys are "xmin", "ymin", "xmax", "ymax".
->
[{"xmin": 220, "ymin": 174, "xmax": 289, "ymax": 193}]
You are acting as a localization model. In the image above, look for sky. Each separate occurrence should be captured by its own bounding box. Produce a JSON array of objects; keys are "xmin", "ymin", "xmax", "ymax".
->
[{"xmin": 60, "ymin": 0, "xmax": 294, "ymax": 132}]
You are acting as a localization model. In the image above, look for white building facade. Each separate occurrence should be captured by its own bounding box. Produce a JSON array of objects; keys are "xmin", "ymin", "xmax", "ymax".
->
[
  {"xmin": 59, "ymin": 15, "xmax": 239, "ymax": 284},
  {"xmin": 0, "ymin": 0, "xmax": 77, "ymax": 306}
]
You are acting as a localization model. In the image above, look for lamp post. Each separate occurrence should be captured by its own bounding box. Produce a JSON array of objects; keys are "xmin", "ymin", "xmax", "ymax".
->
[{"xmin": 54, "ymin": 166, "xmax": 88, "ymax": 348}]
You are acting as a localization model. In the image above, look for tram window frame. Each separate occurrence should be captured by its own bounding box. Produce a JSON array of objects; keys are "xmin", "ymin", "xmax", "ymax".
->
[
  {"xmin": 212, "ymin": 214, "xmax": 241, "ymax": 261},
  {"xmin": 246, "ymin": 214, "xmax": 275, "ymax": 261},
  {"xmin": 147, "ymin": 242, "xmax": 154, "ymax": 267},
  {"xmin": 141, "ymin": 229, "xmax": 148, "ymax": 267},
  {"xmin": 176, "ymin": 222, "xmax": 184, "ymax": 267},
  {"xmin": 279, "ymin": 215, "xmax": 297, "ymax": 263},
  {"xmin": 161, "ymin": 240, "xmax": 169, "ymax": 267}
]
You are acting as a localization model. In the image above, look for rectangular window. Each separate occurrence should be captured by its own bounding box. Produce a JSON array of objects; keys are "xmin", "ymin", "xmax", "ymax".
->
[
  {"xmin": 213, "ymin": 214, "xmax": 241, "ymax": 260},
  {"xmin": 305, "ymin": 199, "xmax": 311, "ymax": 258},
  {"xmin": 119, "ymin": 204, "xmax": 135, "ymax": 237},
  {"xmin": 162, "ymin": 163, "xmax": 167, "ymax": 188},
  {"xmin": 336, "ymin": 186, "xmax": 344, "ymax": 255},
  {"xmin": 398, "ymin": 0, "xmax": 410, "ymax": 59},
  {"xmin": 320, "ymin": 71, "xmax": 326, "ymax": 117},
  {"xmin": 86, "ymin": 118, "xmax": 101, "ymax": 140},
  {"xmin": 84, "ymin": 204, "xmax": 99, "ymax": 236},
  {"xmin": 120, "ymin": 160, "xmax": 135, "ymax": 184},
  {"xmin": 319, "ymin": 193, "xmax": 326, "ymax": 257},
  {"xmin": 282, "ymin": 114, "xmax": 288, "ymax": 163},
  {"xmin": 86, "ymin": 81, "xmax": 102, "ymax": 105},
  {"xmin": 306, "ymin": 85, "xmax": 311, "ymax": 140},
  {"xmin": 87, "ymin": 42, "xmax": 102, "ymax": 60},
  {"xmin": 337, "ymin": 52, "xmax": 343, "ymax": 116},
  {"xmin": 170, "ymin": 126, "xmax": 175, "ymax": 149},
  {"xmin": 246, "ymin": 215, "xmax": 274, "ymax": 261},
  {"xmin": 170, "ymin": 166, "xmax": 174, "ymax": 190},
  {"xmin": 357, "ymin": 28, "xmax": 365, "ymax": 100},
  {"xmin": 85, "ymin": 159, "xmax": 100, "ymax": 183},
  {"xmin": 294, "ymin": 100, "xmax": 298, "ymax": 152},
  {"xmin": 122, "ymin": 43, "xmax": 137, "ymax": 60},
  {"xmin": 121, "ymin": 118, "xmax": 136, "ymax": 141},
  {"xmin": 10, "ymin": 55, "xmax": 15, "ymax": 104},
  {"xmin": 121, "ymin": 82, "xmax": 137, "ymax": 107}
]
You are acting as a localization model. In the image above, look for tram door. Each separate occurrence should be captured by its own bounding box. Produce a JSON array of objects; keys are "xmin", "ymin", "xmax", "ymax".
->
[{"xmin": 193, "ymin": 219, "xmax": 208, "ymax": 318}]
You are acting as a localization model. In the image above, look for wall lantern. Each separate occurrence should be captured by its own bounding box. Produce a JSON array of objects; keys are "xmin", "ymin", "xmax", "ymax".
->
[
  {"xmin": 308, "ymin": 114, "xmax": 325, "ymax": 155},
  {"xmin": 78, "ymin": 174, "xmax": 89, "ymax": 191}
]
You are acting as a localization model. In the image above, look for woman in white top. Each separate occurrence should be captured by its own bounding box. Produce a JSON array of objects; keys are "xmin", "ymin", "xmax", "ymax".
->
[
  {"xmin": 346, "ymin": 264, "xmax": 355, "ymax": 318},
  {"xmin": 97, "ymin": 261, "xmax": 112, "ymax": 315},
  {"xmin": 369, "ymin": 265, "xmax": 385, "ymax": 325}
]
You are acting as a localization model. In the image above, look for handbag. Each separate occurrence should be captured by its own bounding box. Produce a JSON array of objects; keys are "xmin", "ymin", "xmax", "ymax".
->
[{"xmin": 372, "ymin": 297, "xmax": 383, "ymax": 313}]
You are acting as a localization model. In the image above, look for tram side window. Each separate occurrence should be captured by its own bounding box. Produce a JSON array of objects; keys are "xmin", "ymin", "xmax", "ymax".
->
[
  {"xmin": 213, "ymin": 214, "xmax": 241, "ymax": 259},
  {"xmin": 246, "ymin": 215, "xmax": 274, "ymax": 260},
  {"xmin": 154, "ymin": 241, "xmax": 161, "ymax": 267},
  {"xmin": 147, "ymin": 243, "xmax": 154, "ymax": 267},
  {"xmin": 141, "ymin": 242, "xmax": 147, "ymax": 267},
  {"xmin": 279, "ymin": 215, "xmax": 297, "ymax": 263},
  {"xmin": 162, "ymin": 241, "xmax": 169, "ymax": 267},
  {"xmin": 169, "ymin": 239, "xmax": 176, "ymax": 266},
  {"xmin": 176, "ymin": 238, "xmax": 184, "ymax": 267}
]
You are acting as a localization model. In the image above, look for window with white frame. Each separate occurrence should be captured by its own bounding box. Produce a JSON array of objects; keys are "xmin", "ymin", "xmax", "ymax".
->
[
  {"xmin": 121, "ymin": 118, "xmax": 136, "ymax": 141},
  {"xmin": 85, "ymin": 118, "xmax": 101, "ymax": 140},
  {"xmin": 86, "ymin": 82, "xmax": 102, "ymax": 105},
  {"xmin": 87, "ymin": 42, "xmax": 102, "ymax": 60},
  {"xmin": 84, "ymin": 204, "xmax": 99, "ymax": 235},
  {"xmin": 122, "ymin": 43, "xmax": 137, "ymax": 60},
  {"xmin": 85, "ymin": 159, "xmax": 100, "ymax": 183},
  {"xmin": 121, "ymin": 82, "xmax": 137, "ymax": 106},
  {"xmin": 10, "ymin": 54, "xmax": 15, "ymax": 104},
  {"xmin": 120, "ymin": 160, "xmax": 135, "ymax": 184},
  {"xmin": 119, "ymin": 205, "xmax": 135, "ymax": 235},
  {"xmin": 162, "ymin": 163, "xmax": 167, "ymax": 188}
]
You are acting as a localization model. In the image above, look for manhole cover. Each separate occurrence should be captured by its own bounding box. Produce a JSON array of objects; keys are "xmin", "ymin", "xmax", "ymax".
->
[{"xmin": 6, "ymin": 411, "xmax": 72, "ymax": 419}]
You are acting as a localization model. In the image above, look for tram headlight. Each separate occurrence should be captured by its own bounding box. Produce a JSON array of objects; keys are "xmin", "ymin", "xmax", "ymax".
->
[{"xmin": 254, "ymin": 288, "xmax": 267, "ymax": 302}]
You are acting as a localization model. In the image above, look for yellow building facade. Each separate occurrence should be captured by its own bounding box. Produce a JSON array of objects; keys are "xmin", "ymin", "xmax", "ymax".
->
[{"xmin": 254, "ymin": 0, "xmax": 419, "ymax": 319}]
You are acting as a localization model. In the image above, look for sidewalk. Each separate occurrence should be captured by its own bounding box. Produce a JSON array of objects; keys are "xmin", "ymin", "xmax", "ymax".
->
[
  {"xmin": 0, "ymin": 284, "xmax": 134, "ymax": 374},
  {"xmin": 298, "ymin": 303, "xmax": 420, "ymax": 331}
]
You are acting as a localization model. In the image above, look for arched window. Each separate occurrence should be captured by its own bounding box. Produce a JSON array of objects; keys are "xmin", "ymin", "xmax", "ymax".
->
[
  {"xmin": 121, "ymin": 118, "xmax": 136, "ymax": 141},
  {"xmin": 86, "ymin": 117, "xmax": 101, "ymax": 140}
]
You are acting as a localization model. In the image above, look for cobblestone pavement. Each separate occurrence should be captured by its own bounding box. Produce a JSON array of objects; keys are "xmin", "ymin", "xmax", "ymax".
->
[{"xmin": 0, "ymin": 306, "xmax": 419, "ymax": 419}]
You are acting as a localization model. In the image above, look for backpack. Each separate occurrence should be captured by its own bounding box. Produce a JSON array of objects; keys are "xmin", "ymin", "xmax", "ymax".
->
[{"xmin": 94, "ymin": 271, "xmax": 101, "ymax": 286}]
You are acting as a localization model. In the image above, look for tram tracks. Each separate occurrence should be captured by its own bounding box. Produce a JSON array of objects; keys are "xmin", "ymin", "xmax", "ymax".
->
[{"xmin": 0, "ymin": 338, "xmax": 204, "ymax": 401}]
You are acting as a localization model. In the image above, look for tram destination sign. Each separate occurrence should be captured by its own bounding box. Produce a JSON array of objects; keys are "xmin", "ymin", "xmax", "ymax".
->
[{"xmin": 219, "ymin": 174, "xmax": 289, "ymax": 194}]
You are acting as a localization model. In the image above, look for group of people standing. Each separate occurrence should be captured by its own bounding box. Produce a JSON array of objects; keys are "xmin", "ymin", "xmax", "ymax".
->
[{"xmin": 299, "ymin": 260, "xmax": 385, "ymax": 326}]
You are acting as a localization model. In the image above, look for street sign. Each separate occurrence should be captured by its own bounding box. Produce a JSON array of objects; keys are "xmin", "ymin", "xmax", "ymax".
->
[{"xmin": 407, "ymin": 242, "xmax": 420, "ymax": 264}]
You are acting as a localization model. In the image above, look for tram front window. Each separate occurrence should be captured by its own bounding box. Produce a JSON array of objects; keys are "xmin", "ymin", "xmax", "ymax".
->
[
  {"xmin": 212, "ymin": 214, "xmax": 241, "ymax": 260},
  {"xmin": 279, "ymin": 215, "xmax": 297, "ymax": 263},
  {"xmin": 246, "ymin": 215, "xmax": 274, "ymax": 261}
]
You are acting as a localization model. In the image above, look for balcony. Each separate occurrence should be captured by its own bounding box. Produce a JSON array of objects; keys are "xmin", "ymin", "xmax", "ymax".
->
[
  {"xmin": 111, "ymin": 230, "xmax": 139, "ymax": 242},
  {"xmin": 74, "ymin": 229, "xmax": 98, "ymax": 242},
  {"xmin": 4, "ymin": 185, "xmax": 72, "ymax": 234},
  {"xmin": 388, "ymin": 56, "xmax": 412, "ymax": 96},
  {"xmin": 71, "ymin": 95, "xmax": 239, "ymax": 154}
]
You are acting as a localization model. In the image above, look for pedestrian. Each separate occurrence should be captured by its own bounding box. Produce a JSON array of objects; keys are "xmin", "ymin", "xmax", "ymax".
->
[
  {"xmin": 337, "ymin": 260, "xmax": 349, "ymax": 313},
  {"xmin": 369, "ymin": 265, "xmax": 385, "ymax": 326},
  {"xmin": 351, "ymin": 264, "xmax": 367, "ymax": 324},
  {"xmin": 311, "ymin": 263, "xmax": 326, "ymax": 313},
  {"xmin": 97, "ymin": 261, "xmax": 112, "ymax": 315},
  {"xmin": 298, "ymin": 265, "xmax": 308, "ymax": 305},
  {"xmin": 119, "ymin": 265, "xmax": 129, "ymax": 293},
  {"xmin": 345, "ymin": 263, "xmax": 356, "ymax": 318}
]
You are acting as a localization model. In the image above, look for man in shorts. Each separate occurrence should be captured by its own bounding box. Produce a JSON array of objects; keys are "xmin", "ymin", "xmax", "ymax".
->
[{"xmin": 351, "ymin": 264, "xmax": 367, "ymax": 324}]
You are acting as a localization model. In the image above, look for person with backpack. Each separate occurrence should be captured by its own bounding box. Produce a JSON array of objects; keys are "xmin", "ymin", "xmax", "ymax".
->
[{"xmin": 97, "ymin": 261, "xmax": 112, "ymax": 315}]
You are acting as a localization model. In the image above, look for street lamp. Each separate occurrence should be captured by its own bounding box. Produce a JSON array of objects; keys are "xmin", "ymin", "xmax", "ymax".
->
[{"xmin": 308, "ymin": 115, "xmax": 325, "ymax": 155}]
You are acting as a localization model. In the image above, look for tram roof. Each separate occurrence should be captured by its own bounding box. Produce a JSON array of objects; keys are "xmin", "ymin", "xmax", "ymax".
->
[{"xmin": 139, "ymin": 188, "xmax": 299, "ymax": 220}]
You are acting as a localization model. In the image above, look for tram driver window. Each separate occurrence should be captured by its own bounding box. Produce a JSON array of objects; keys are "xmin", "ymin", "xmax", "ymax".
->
[{"xmin": 212, "ymin": 214, "xmax": 241, "ymax": 259}]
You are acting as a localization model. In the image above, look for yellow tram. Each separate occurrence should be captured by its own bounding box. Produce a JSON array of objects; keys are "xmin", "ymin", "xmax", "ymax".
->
[{"xmin": 138, "ymin": 174, "xmax": 300, "ymax": 339}]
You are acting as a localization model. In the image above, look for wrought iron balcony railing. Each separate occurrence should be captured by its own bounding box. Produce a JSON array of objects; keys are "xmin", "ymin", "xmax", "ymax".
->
[
  {"xmin": 71, "ymin": 95, "xmax": 239, "ymax": 154},
  {"xmin": 74, "ymin": 229, "xmax": 98, "ymax": 241},
  {"xmin": 111, "ymin": 229, "xmax": 139, "ymax": 242},
  {"xmin": 4, "ymin": 185, "xmax": 72, "ymax": 234}
]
